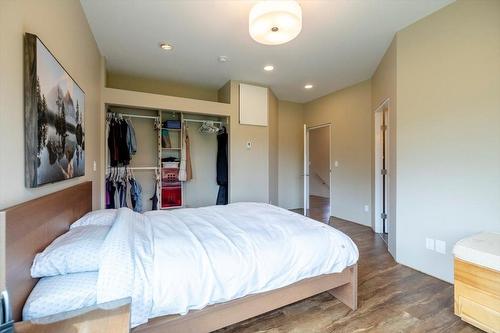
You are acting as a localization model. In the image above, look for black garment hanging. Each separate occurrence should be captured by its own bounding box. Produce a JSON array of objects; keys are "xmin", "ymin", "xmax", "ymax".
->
[
  {"xmin": 107, "ymin": 115, "xmax": 131, "ymax": 166},
  {"xmin": 105, "ymin": 179, "xmax": 116, "ymax": 209},
  {"xmin": 119, "ymin": 119, "xmax": 131, "ymax": 165},
  {"xmin": 216, "ymin": 127, "xmax": 228, "ymax": 205},
  {"xmin": 108, "ymin": 119, "xmax": 119, "ymax": 167},
  {"xmin": 150, "ymin": 179, "xmax": 159, "ymax": 210}
]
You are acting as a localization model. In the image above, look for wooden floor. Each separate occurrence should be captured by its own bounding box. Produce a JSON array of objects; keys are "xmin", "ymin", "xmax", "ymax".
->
[{"xmin": 216, "ymin": 198, "xmax": 480, "ymax": 333}]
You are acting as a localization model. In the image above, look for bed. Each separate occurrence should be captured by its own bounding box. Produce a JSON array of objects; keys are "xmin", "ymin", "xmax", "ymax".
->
[{"xmin": 3, "ymin": 182, "xmax": 359, "ymax": 332}]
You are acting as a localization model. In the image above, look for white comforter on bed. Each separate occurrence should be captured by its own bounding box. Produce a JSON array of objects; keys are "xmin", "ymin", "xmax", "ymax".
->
[{"xmin": 96, "ymin": 203, "xmax": 359, "ymax": 327}]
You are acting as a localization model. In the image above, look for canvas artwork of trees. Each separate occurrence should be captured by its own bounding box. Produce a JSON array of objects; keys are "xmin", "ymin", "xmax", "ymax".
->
[{"xmin": 25, "ymin": 34, "xmax": 85, "ymax": 187}]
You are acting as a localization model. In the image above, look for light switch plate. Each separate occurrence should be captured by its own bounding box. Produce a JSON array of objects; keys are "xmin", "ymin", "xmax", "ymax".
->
[{"xmin": 435, "ymin": 240, "xmax": 446, "ymax": 254}]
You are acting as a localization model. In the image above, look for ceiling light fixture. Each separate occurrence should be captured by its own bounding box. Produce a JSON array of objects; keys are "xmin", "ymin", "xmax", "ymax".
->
[
  {"xmin": 159, "ymin": 42, "xmax": 173, "ymax": 51},
  {"xmin": 249, "ymin": 0, "xmax": 302, "ymax": 45},
  {"xmin": 218, "ymin": 55, "xmax": 230, "ymax": 63},
  {"xmin": 264, "ymin": 65, "xmax": 274, "ymax": 71},
  {"xmin": 304, "ymin": 84, "xmax": 313, "ymax": 89}
]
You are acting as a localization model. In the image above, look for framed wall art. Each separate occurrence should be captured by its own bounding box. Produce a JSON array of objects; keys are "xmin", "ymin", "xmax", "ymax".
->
[{"xmin": 24, "ymin": 33, "xmax": 85, "ymax": 187}]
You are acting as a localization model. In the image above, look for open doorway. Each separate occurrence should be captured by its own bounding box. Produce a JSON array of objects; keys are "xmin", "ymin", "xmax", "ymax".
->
[
  {"xmin": 374, "ymin": 100, "xmax": 389, "ymax": 245},
  {"xmin": 303, "ymin": 124, "xmax": 331, "ymax": 222}
]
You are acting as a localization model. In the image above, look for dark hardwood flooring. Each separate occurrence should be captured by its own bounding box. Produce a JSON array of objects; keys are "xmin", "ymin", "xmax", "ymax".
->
[{"xmin": 216, "ymin": 197, "xmax": 479, "ymax": 332}]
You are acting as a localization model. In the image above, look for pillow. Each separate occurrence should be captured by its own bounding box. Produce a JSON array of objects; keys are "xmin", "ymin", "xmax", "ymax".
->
[
  {"xmin": 31, "ymin": 225, "xmax": 109, "ymax": 278},
  {"xmin": 23, "ymin": 272, "xmax": 98, "ymax": 320},
  {"xmin": 70, "ymin": 209, "xmax": 117, "ymax": 229}
]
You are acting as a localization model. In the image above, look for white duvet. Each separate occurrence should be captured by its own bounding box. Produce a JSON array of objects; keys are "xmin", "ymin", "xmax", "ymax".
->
[{"xmin": 97, "ymin": 203, "xmax": 359, "ymax": 327}]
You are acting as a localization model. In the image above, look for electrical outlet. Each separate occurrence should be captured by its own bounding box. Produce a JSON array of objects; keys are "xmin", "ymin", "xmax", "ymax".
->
[
  {"xmin": 435, "ymin": 240, "xmax": 446, "ymax": 254},
  {"xmin": 93, "ymin": 160, "xmax": 97, "ymax": 172},
  {"xmin": 364, "ymin": 205, "xmax": 369, "ymax": 212},
  {"xmin": 334, "ymin": 161, "xmax": 339, "ymax": 167},
  {"xmin": 425, "ymin": 238, "xmax": 435, "ymax": 251}
]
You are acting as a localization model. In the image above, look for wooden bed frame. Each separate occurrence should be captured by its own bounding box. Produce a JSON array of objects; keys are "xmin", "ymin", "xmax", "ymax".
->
[{"xmin": 2, "ymin": 182, "xmax": 358, "ymax": 332}]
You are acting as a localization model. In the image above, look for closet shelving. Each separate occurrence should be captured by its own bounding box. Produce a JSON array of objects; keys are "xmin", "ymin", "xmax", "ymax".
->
[
  {"xmin": 160, "ymin": 111, "xmax": 183, "ymax": 209},
  {"xmin": 106, "ymin": 106, "xmax": 227, "ymax": 212}
]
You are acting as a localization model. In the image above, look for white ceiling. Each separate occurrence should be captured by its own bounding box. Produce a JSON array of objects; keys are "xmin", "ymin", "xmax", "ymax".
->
[{"xmin": 81, "ymin": 0, "xmax": 453, "ymax": 103}]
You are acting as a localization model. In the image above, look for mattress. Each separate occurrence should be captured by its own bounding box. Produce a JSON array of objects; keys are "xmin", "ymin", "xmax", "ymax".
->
[
  {"xmin": 453, "ymin": 232, "xmax": 500, "ymax": 271},
  {"xmin": 25, "ymin": 203, "xmax": 359, "ymax": 327}
]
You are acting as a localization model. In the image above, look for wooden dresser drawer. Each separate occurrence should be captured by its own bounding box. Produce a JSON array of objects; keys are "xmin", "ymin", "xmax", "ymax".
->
[{"xmin": 455, "ymin": 258, "xmax": 500, "ymax": 333}]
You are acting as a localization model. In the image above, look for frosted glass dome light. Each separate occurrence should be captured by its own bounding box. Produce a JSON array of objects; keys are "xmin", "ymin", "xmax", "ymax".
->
[{"xmin": 249, "ymin": 0, "xmax": 302, "ymax": 45}]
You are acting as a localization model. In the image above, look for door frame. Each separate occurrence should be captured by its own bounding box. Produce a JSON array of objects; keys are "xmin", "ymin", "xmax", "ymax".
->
[
  {"xmin": 304, "ymin": 123, "xmax": 332, "ymax": 216},
  {"xmin": 374, "ymin": 99, "xmax": 390, "ymax": 234}
]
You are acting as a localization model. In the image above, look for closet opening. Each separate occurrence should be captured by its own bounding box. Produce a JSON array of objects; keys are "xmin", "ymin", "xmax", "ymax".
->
[
  {"xmin": 303, "ymin": 123, "xmax": 332, "ymax": 222},
  {"xmin": 104, "ymin": 105, "xmax": 229, "ymax": 212}
]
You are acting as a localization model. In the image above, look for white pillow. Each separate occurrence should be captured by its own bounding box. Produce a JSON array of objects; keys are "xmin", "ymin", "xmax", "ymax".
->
[
  {"xmin": 31, "ymin": 225, "xmax": 109, "ymax": 278},
  {"xmin": 70, "ymin": 209, "xmax": 117, "ymax": 229},
  {"xmin": 23, "ymin": 272, "xmax": 98, "ymax": 320}
]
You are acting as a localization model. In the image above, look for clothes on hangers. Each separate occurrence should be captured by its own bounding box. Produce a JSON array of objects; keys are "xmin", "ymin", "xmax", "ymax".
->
[
  {"xmin": 107, "ymin": 118, "xmax": 120, "ymax": 167},
  {"xmin": 117, "ymin": 180, "xmax": 128, "ymax": 208},
  {"xmin": 179, "ymin": 122, "xmax": 192, "ymax": 181},
  {"xmin": 105, "ymin": 179, "xmax": 116, "ymax": 209},
  {"xmin": 185, "ymin": 125, "xmax": 193, "ymax": 181},
  {"xmin": 150, "ymin": 178, "xmax": 159, "ymax": 210},
  {"xmin": 107, "ymin": 115, "xmax": 133, "ymax": 166},
  {"xmin": 129, "ymin": 178, "xmax": 143, "ymax": 212},
  {"xmin": 216, "ymin": 126, "xmax": 229, "ymax": 205},
  {"xmin": 125, "ymin": 118, "xmax": 137, "ymax": 156}
]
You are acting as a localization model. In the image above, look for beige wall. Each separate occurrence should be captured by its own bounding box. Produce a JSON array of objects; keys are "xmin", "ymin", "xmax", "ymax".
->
[
  {"xmin": 107, "ymin": 72, "xmax": 218, "ymax": 102},
  {"xmin": 309, "ymin": 126, "xmax": 330, "ymax": 198},
  {"xmin": 371, "ymin": 37, "xmax": 397, "ymax": 256},
  {"xmin": 183, "ymin": 124, "xmax": 221, "ymax": 207},
  {"xmin": 0, "ymin": 0, "xmax": 103, "ymax": 211},
  {"xmin": 0, "ymin": 213, "xmax": 5, "ymax": 291},
  {"xmin": 304, "ymin": 80, "xmax": 372, "ymax": 226},
  {"xmin": 224, "ymin": 81, "xmax": 270, "ymax": 203},
  {"xmin": 278, "ymin": 101, "xmax": 304, "ymax": 209},
  {"xmin": 268, "ymin": 90, "xmax": 279, "ymax": 205},
  {"xmin": 395, "ymin": 0, "xmax": 500, "ymax": 282}
]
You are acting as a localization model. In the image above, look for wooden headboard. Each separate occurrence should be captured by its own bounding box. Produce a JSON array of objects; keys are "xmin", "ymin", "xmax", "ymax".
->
[{"xmin": 2, "ymin": 181, "xmax": 93, "ymax": 321}]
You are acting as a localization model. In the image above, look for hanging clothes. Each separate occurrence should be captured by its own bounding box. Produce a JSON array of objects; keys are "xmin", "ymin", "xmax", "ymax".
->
[
  {"xmin": 216, "ymin": 126, "xmax": 229, "ymax": 205},
  {"xmin": 125, "ymin": 118, "xmax": 137, "ymax": 156},
  {"xmin": 107, "ymin": 119, "xmax": 120, "ymax": 167},
  {"xmin": 119, "ymin": 119, "xmax": 131, "ymax": 165},
  {"xmin": 150, "ymin": 178, "xmax": 159, "ymax": 210},
  {"xmin": 105, "ymin": 179, "xmax": 116, "ymax": 209},
  {"xmin": 185, "ymin": 127, "xmax": 193, "ymax": 181},
  {"xmin": 107, "ymin": 115, "xmax": 132, "ymax": 166},
  {"xmin": 129, "ymin": 178, "xmax": 143, "ymax": 212},
  {"xmin": 179, "ymin": 122, "xmax": 193, "ymax": 181},
  {"xmin": 117, "ymin": 180, "xmax": 128, "ymax": 208}
]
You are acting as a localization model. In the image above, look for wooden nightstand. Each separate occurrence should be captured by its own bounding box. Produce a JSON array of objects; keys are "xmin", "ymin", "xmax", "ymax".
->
[{"xmin": 454, "ymin": 233, "xmax": 500, "ymax": 333}]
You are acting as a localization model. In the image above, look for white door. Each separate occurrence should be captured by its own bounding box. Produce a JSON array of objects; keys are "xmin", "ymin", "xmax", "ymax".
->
[{"xmin": 303, "ymin": 124, "xmax": 309, "ymax": 216}]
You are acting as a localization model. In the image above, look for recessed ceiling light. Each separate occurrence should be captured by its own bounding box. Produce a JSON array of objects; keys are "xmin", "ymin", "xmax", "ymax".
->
[
  {"xmin": 218, "ymin": 55, "xmax": 230, "ymax": 63},
  {"xmin": 159, "ymin": 42, "xmax": 173, "ymax": 51},
  {"xmin": 264, "ymin": 65, "xmax": 274, "ymax": 71},
  {"xmin": 304, "ymin": 84, "xmax": 313, "ymax": 89}
]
